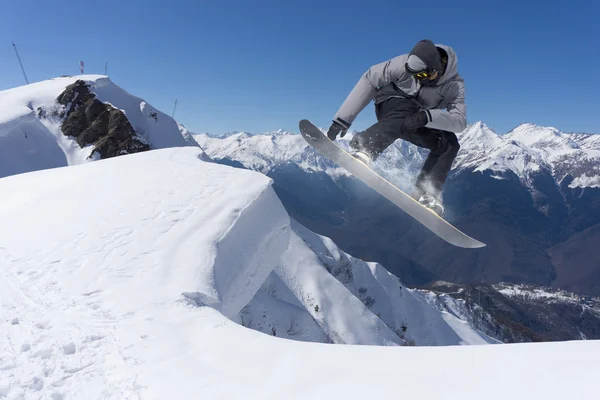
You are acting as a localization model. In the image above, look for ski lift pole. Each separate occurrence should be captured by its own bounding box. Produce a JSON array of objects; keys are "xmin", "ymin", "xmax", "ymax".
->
[{"xmin": 12, "ymin": 42, "xmax": 29, "ymax": 84}]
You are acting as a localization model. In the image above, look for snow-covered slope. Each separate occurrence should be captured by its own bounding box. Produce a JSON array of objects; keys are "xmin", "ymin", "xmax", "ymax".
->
[
  {"xmin": 177, "ymin": 123, "xmax": 202, "ymax": 147},
  {"xmin": 242, "ymin": 220, "xmax": 497, "ymax": 346},
  {"xmin": 89, "ymin": 77, "xmax": 191, "ymax": 150},
  {"xmin": 0, "ymin": 145, "xmax": 493, "ymax": 345},
  {"xmin": 454, "ymin": 122, "xmax": 544, "ymax": 178},
  {"xmin": 0, "ymin": 146, "xmax": 517, "ymax": 398},
  {"xmin": 0, "ymin": 75, "xmax": 193, "ymax": 179},
  {"xmin": 571, "ymin": 132, "xmax": 600, "ymax": 151},
  {"xmin": 0, "ymin": 147, "xmax": 596, "ymax": 399}
]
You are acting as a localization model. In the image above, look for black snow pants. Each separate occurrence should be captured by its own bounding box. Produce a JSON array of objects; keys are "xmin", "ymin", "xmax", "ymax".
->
[{"xmin": 350, "ymin": 97, "xmax": 460, "ymax": 198}]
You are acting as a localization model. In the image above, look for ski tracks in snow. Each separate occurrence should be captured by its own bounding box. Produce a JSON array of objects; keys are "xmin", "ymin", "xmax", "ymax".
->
[
  {"xmin": 0, "ymin": 250, "xmax": 141, "ymax": 399},
  {"xmin": 0, "ymin": 150, "xmax": 286, "ymax": 399}
]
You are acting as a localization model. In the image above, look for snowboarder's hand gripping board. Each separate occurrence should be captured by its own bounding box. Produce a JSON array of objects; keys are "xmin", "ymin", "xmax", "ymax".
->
[{"xmin": 299, "ymin": 119, "xmax": 485, "ymax": 249}]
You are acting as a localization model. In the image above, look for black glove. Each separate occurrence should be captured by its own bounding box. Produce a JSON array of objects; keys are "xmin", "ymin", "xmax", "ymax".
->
[
  {"xmin": 403, "ymin": 111, "xmax": 429, "ymax": 132},
  {"xmin": 327, "ymin": 121, "xmax": 348, "ymax": 141}
]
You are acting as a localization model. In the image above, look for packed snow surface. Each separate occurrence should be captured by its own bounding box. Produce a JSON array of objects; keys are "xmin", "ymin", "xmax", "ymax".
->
[{"xmin": 1, "ymin": 147, "xmax": 598, "ymax": 399}]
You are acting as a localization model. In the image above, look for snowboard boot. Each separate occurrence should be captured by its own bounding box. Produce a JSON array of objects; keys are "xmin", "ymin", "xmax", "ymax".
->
[
  {"xmin": 418, "ymin": 194, "xmax": 445, "ymax": 218},
  {"xmin": 349, "ymin": 135, "xmax": 375, "ymax": 166},
  {"xmin": 351, "ymin": 150, "xmax": 372, "ymax": 166}
]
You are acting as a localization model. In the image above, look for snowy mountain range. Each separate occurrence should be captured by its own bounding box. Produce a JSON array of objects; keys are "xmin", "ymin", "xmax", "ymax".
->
[
  {"xmin": 455, "ymin": 121, "xmax": 600, "ymax": 188},
  {"xmin": 194, "ymin": 121, "xmax": 600, "ymax": 189},
  {"xmin": 1, "ymin": 76, "xmax": 559, "ymax": 398},
  {"xmin": 194, "ymin": 122, "xmax": 600, "ymax": 296}
]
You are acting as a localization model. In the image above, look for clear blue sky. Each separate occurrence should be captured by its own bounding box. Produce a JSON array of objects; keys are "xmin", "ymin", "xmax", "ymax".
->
[{"xmin": 1, "ymin": 0, "xmax": 598, "ymax": 135}]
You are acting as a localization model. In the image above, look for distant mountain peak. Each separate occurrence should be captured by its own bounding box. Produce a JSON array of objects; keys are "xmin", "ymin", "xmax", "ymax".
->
[
  {"xmin": 460, "ymin": 121, "xmax": 502, "ymax": 141},
  {"xmin": 266, "ymin": 128, "xmax": 294, "ymax": 136},
  {"xmin": 466, "ymin": 120, "xmax": 492, "ymax": 131},
  {"xmin": 193, "ymin": 121, "xmax": 600, "ymax": 190},
  {"xmin": 506, "ymin": 123, "xmax": 580, "ymax": 150}
]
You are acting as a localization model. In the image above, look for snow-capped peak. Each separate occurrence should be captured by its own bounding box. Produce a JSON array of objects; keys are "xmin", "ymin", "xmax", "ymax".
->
[
  {"xmin": 453, "ymin": 123, "xmax": 544, "ymax": 180},
  {"xmin": 194, "ymin": 121, "xmax": 600, "ymax": 189},
  {"xmin": 505, "ymin": 123, "xmax": 581, "ymax": 151},
  {"xmin": 266, "ymin": 128, "xmax": 294, "ymax": 136},
  {"xmin": 458, "ymin": 121, "xmax": 506, "ymax": 151},
  {"xmin": 567, "ymin": 132, "xmax": 600, "ymax": 151},
  {"xmin": 0, "ymin": 75, "xmax": 194, "ymax": 178},
  {"xmin": 452, "ymin": 122, "xmax": 600, "ymax": 188},
  {"xmin": 194, "ymin": 128, "xmax": 349, "ymax": 176}
]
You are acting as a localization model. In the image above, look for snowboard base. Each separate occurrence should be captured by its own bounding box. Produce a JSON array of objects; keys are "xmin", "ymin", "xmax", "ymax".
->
[{"xmin": 299, "ymin": 119, "xmax": 485, "ymax": 249}]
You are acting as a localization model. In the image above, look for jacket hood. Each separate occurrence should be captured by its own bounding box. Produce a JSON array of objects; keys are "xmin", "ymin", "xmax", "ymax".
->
[{"xmin": 435, "ymin": 44, "xmax": 459, "ymax": 86}]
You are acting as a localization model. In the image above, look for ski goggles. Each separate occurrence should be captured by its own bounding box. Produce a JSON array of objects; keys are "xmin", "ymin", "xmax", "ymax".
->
[{"xmin": 405, "ymin": 63, "xmax": 433, "ymax": 80}]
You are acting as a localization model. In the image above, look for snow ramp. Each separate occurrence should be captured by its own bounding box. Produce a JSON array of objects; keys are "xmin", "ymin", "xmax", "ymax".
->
[{"xmin": 0, "ymin": 147, "xmax": 289, "ymax": 319}]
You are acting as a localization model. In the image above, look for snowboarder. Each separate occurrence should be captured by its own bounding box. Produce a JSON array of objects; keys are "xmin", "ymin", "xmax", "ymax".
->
[{"xmin": 326, "ymin": 39, "xmax": 466, "ymax": 217}]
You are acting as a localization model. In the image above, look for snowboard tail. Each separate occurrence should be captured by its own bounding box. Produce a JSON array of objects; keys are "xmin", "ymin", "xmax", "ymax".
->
[{"xmin": 298, "ymin": 119, "xmax": 485, "ymax": 249}]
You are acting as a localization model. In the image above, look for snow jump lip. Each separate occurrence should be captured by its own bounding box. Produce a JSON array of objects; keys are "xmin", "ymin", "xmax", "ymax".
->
[{"xmin": 299, "ymin": 119, "xmax": 486, "ymax": 249}]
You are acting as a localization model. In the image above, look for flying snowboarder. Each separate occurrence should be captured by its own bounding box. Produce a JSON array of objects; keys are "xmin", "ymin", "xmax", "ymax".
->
[{"xmin": 326, "ymin": 39, "xmax": 466, "ymax": 217}]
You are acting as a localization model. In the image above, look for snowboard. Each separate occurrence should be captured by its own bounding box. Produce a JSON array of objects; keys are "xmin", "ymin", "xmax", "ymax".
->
[{"xmin": 298, "ymin": 119, "xmax": 485, "ymax": 249}]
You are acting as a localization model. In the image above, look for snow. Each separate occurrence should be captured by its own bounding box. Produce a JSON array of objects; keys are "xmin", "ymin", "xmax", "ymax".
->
[
  {"xmin": 89, "ymin": 77, "xmax": 192, "ymax": 150},
  {"xmin": 0, "ymin": 112, "xmax": 67, "ymax": 178},
  {"xmin": 452, "ymin": 122, "xmax": 600, "ymax": 189},
  {"xmin": 2, "ymin": 298, "xmax": 598, "ymax": 400},
  {"xmin": 454, "ymin": 122, "xmax": 545, "ymax": 180},
  {"xmin": 194, "ymin": 130, "xmax": 351, "ymax": 177},
  {"xmin": 571, "ymin": 132, "xmax": 600, "ymax": 151},
  {"xmin": 194, "ymin": 121, "xmax": 600, "ymax": 191},
  {"xmin": 177, "ymin": 123, "xmax": 200, "ymax": 146},
  {"xmin": 0, "ymin": 76, "xmax": 93, "ymax": 178},
  {"xmin": 0, "ymin": 145, "xmax": 512, "ymax": 399},
  {"xmin": 0, "ymin": 147, "xmax": 287, "ymax": 318},
  {"xmin": 288, "ymin": 221, "xmax": 497, "ymax": 345},
  {"xmin": 497, "ymin": 283, "xmax": 581, "ymax": 302},
  {"xmin": 269, "ymin": 229, "xmax": 403, "ymax": 346},
  {"xmin": 0, "ymin": 147, "xmax": 289, "ymax": 398},
  {"xmin": 0, "ymin": 75, "xmax": 195, "ymax": 179},
  {"xmin": 1, "ymin": 78, "xmax": 599, "ymax": 398},
  {"xmin": 0, "ymin": 77, "xmax": 81, "ymax": 124},
  {"xmin": 506, "ymin": 123, "xmax": 572, "ymax": 148},
  {"xmin": 569, "ymin": 173, "xmax": 600, "ymax": 188}
]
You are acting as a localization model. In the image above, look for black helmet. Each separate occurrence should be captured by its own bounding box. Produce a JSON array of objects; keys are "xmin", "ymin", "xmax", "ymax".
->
[{"xmin": 405, "ymin": 39, "xmax": 443, "ymax": 84}]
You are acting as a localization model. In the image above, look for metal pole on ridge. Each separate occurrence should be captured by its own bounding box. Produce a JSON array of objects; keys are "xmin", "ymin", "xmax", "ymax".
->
[
  {"xmin": 172, "ymin": 99, "xmax": 178, "ymax": 118},
  {"xmin": 12, "ymin": 42, "xmax": 29, "ymax": 84}
]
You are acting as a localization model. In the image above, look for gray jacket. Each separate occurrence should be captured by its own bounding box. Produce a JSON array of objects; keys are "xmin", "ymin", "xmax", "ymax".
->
[{"xmin": 333, "ymin": 44, "xmax": 466, "ymax": 133}]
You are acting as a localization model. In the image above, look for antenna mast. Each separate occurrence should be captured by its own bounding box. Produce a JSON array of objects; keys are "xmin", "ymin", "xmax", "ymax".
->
[
  {"xmin": 12, "ymin": 42, "xmax": 29, "ymax": 84},
  {"xmin": 172, "ymin": 99, "xmax": 178, "ymax": 118}
]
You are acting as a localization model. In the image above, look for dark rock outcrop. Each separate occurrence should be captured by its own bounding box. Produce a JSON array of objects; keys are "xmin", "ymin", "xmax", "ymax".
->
[
  {"xmin": 58, "ymin": 80, "xmax": 149, "ymax": 159},
  {"xmin": 57, "ymin": 80, "xmax": 95, "ymax": 119},
  {"xmin": 93, "ymin": 110, "xmax": 149, "ymax": 158}
]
